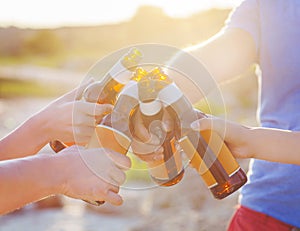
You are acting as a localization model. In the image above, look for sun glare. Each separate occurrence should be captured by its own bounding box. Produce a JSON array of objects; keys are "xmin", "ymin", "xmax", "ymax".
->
[{"xmin": 0, "ymin": 0, "xmax": 241, "ymax": 28}]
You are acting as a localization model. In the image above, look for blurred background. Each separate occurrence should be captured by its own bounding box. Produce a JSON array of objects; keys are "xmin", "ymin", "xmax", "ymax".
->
[{"xmin": 0, "ymin": 0, "xmax": 259, "ymax": 230}]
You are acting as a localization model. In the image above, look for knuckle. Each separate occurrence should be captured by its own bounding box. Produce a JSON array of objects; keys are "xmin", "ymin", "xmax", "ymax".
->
[
  {"xmin": 118, "ymin": 171, "xmax": 126, "ymax": 185},
  {"xmin": 123, "ymin": 156, "xmax": 131, "ymax": 168}
]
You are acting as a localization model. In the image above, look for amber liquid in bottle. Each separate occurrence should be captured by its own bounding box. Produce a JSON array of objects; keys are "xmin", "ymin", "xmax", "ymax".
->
[
  {"xmin": 148, "ymin": 107, "xmax": 184, "ymax": 187},
  {"xmin": 132, "ymin": 67, "xmax": 184, "ymax": 186},
  {"xmin": 50, "ymin": 48, "xmax": 142, "ymax": 153},
  {"xmin": 199, "ymin": 129, "xmax": 247, "ymax": 199},
  {"xmin": 130, "ymin": 103, "xmax": 184, "ymax": 186},
  {"xmin": 158, "ymin": 81, "xmax": 247, "ymax": 199}
]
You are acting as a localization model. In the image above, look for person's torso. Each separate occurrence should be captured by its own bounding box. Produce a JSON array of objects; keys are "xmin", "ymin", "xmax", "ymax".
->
[{"xmin": 241, "ymin": 0, "xmax": 300, "ymax": 228}]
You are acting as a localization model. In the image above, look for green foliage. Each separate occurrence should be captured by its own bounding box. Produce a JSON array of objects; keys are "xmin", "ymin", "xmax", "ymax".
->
[
  {"xmin": 126, "ymin": 152, "xmax": 152, "ymax": 182},
  {"xmin": 24, "ymin": 30, "xmax": 63, "ymax": 55},
  {"xmin": 194, "ymin": 98, "xmax": 225, "ymax": 115},
  {"xmin": 0, "ymin": 78, "xmax": 63, "ymax": 98}
]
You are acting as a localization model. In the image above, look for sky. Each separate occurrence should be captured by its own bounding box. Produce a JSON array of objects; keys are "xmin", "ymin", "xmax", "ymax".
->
[{"xmin": 0, "ymin": 0, "xmax": 241, "ymax": 28}]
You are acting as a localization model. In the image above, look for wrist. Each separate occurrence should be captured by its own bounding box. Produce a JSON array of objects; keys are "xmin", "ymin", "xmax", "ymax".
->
[
  {"xmin": 47, "ymin": 152, "xmax": 70, "ymax": 195},
  {"xmin": 27, "ymin": 113, "xmax": 50, "ymax": 146},
  {"xmin": 243, "ymin": 127, "xmax": 258, "ymax": 159},
  {"xmin": 25, "ymin": 154, "xmax": 65, "ymax": 196},
  {"xmin": 31, "ymin": 108, "xmax": 53, "ymax": 144}
]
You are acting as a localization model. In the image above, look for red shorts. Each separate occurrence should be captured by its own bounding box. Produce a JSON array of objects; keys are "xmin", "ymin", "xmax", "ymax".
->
[{"xmin": 227, "ymin": 205, "xmax": 296, "ymax": 231}]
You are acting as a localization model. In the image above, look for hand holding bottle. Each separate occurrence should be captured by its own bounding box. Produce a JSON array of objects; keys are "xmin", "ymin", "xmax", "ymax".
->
[
  {"xmin": 43, "ymin": 80, "xmax": 113, "ymax": 149},
  {"xmin": 190, "ymin": 115, "xmax": 252, "ymax": 159},
  {"xmin": 52, "ymin": 145, "xmax": 131, "ymax": 206},
  {"xmin": 50, "ymin": 48, "xmax": 142, "ymax": 153}
]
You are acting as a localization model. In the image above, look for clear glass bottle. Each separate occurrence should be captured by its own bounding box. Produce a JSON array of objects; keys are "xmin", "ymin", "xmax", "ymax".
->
[
  {"xmin": 49, "ymin": 48, "xmax": 142, "ymax": 153},
  {"xmin": 158, "ymin": 81, "xmax": 247, "ymax": 199}
]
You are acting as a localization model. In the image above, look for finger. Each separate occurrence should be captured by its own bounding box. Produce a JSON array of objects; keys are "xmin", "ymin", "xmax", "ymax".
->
[
  {"xmin": 191, "ymin": 117, "xmax": 239, "ymax": 143},
  {"xmin": 64, "ymin": 79, "xmax": 95, "ymax": 101},
  {"xmin": 105, "ymin": 190, "xmax": 123, "ymax": 206},
  {"xmin": 73, "ymin": 126, "xmax": 95, "ymax": 138},
  {"xmin": 108, "ymin": 184, "xmax": 120, "ymax": 193},
  {"xmin": 84, "ymin": 185, "xmax": 120, "ymax": 206},
  {"xmin": 109, "ymin": 168, "xmax": 126, "ymax": 186},
  {"xmin": 82, "ymin": 82, "xmax": 104, "ymax": 103},
  {"xmin": 194, "ymin": 109, "xmax": 208, "ymax": 119},
  {"xmin": 74, "ymin": 134, "xmax": 93, "ymax": 146},
  {"xmin": 93, "ymin": 103, "xmax": 113, "ymax": 117},
  {"xmin": 190, "ymin": 118, "xmax": 213, "ymax": 131},
  {"xmin": 134, "ymin": 151, "xmax": 164, "ymax": 163},
  {"xmin": 107, "ymin": 150, "xmax": 131, "ymax": 170},
  {"xmin": 73, "ymin": 114, "xmax": 96, "ymax": 127},
  {"xmin": 132, "ymin": 110, "xmax": 151, "ymax": 141},
  {"xmin": 76, "ymin": 101, "xmax": 113, "ymax": 117},
  {"xmin": 131, "ymin": 137, "xmax": 161, "ymax": 156}
]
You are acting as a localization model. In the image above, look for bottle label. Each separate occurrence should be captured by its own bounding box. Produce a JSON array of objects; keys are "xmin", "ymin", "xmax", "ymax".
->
[
  {"xmin": 109, "ymin": 61, "xmax": 133, "ymax": 84},
  {"xmin": 158, "ymin": 83, "xmax": 183, "ymax": 106},
  {"xmin": 119, "ymin": 80, "xmax": 139, "ymax": 99},
  {"xmin": 87, "ymin": 125, "xmax": 131, "ymax": 154},
  {"xmin": 179, "ymin": 130, "xmax": 240, "ymax": 188}
]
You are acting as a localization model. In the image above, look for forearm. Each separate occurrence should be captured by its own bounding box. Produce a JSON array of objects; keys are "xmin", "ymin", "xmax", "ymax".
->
[
  {"xmin": 186, "ymin": 29, "xmax": 257, "ymax": 83},
  {"xmin": 0, "ymin": 154, "xmax": 62, "ymax": 215},
  {"xmin": 0, "ymin": 113, "xmax": 50, "ymax": 160},
  {"xmin": 169, "ymin": 28, "xmax": 257, "ymax": 103},
  {"xmin": 247, "ymin": 128, "xmax": 300, "ymax": 165}
]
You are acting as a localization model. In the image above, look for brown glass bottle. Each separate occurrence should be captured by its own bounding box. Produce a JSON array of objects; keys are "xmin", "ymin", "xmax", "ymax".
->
[
  {"xmin": 130, "ymin": 67, "xmax": 184, "ymax": 186},
  {"xmin": 83, "ymin": 112, "xmax": 132, "ymax": 206},
  {"xmin": 84, "ymin": 81, "xmax": 140, "ymax": 206},
  {"xmin": 49, "ymin": 48, "xmax": 142, "ymax": 153},
  {"xmin": 158, "ymin": 78, "xmax": 247, "ymax": 199}
]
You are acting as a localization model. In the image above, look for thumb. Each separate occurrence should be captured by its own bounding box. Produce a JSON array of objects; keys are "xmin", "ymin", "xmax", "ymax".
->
[
  {"xmin": 191, "ymin": 118, "xmax": 213, "ymax": 131},
  {"xmin": 64, "ymin": 78, "xmax": 95, "ymax": 101},
  {"xmin": 79, "ymin": 102, "xmax": 113, "ymax": 116},
  {"xmin": 74, "ymin": 78, "xmax": 95, "ymax": 100},
  {"xmin": 93, "ymin": 103, "xmax": 113, "ymax": 116},
  {"xmin": 108, "ymin": 150, "xmax": 131, "ymax": 171}
]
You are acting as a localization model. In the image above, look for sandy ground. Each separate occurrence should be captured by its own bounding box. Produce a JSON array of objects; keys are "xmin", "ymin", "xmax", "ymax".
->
[{"xmin": 0, "ymin": 66, "xmax": 251, "ymax": 230}]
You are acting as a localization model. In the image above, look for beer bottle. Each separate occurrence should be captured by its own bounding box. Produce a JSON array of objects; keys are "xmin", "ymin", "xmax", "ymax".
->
[
  {"xmin": 85, "ymin": 78, "xmax": 140, "ymax": 206},
  {"xmin": 158, "ymin": 81, "xmax": 247, "ymax": 199},
  {"xmin": 130, "ymin": 67, "xmax": 184, "ymax": 186},
  {"xmin": 50, "ymin": 47, "xmax": 142, "ymax": 153}
]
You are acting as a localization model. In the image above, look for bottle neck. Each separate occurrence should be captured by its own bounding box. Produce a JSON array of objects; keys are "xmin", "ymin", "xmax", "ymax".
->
[{"xmin": 109, "ymin": 60, "xmax": 134, "ymax": 84}]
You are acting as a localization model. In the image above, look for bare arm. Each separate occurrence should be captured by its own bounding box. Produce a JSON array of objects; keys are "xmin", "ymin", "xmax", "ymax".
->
[
  {"xmin": 187, "ymin": 28, "xmax": 257, "ymax": 83},
  {"xmin": 0, "ymin": 114, "xmax": 50, "ymax": 160},
  {"xmin": 0, "ymin": 146, "xmax": 131, "ymax": 215},
  {"xmin": 192, "ymin": 117, "xmax": 300, "ymax": 165},
  {"xmin": 0, "ymin": 81, "xmax": 112, "ymax": 160},
  {"xmin": 168, "ymin": 28, "xmax": 258, "ymax": 103}
]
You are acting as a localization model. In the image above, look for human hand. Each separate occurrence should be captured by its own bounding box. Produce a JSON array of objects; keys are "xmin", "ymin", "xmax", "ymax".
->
[
  {"xmin": 130, "ymin": 108, "xmax": 205, "ymax": 163},
  {"xmin": 130, "ymin": 109, "xmax": 173, "ymax": 163},
  {"xmin": 57, "ymin": 145, "xmax": 131, "ymax": 206},
  {"xmin": 38, "ymin": 80, "xmax": 113, "ymax": 146},
  {"xmin": 190, "ymin": 116, "xmax": 252, "ymax": 159}
]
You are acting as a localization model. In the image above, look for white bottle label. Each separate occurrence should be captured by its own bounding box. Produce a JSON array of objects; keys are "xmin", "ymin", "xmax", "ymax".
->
[
  {"xmin": 158, "ymin": 83, "xmax": 183, "ymax": 106},
  {"xmin": 119, "ymin": 80, "xmax": 139, "ymax": 100}
]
